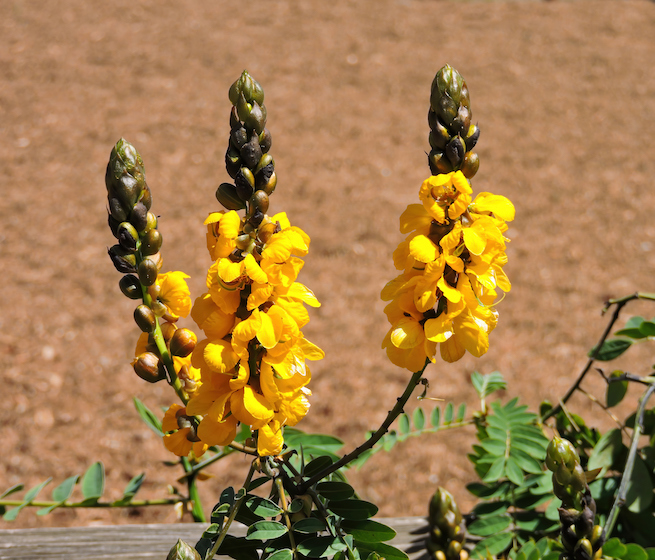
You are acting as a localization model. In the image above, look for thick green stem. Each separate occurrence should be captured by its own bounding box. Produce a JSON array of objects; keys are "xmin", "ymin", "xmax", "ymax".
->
[
  {"xmin": 296, "ymin": 361, "xmax": 429, "ymax": 493},
  {"xmin": 599, "ymin": 381, "xmax": 655, "ymax": 547}
]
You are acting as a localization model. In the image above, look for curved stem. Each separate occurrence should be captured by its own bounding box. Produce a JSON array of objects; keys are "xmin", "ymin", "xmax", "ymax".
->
[
  {"xmin": 296, "ymin": 360, "xmax": 429, "ymax": 493},
  {"xmin": 599, "ymin": 381, "xmax": 655, "ymax": 547}
]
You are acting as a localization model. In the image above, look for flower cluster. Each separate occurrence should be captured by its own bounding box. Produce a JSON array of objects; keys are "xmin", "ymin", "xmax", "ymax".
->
[
  {"xmin": 162, "ymin": 71, "xmax": 323, "ymax": 458},
  {"xmin": 382, "ymin": 171, "xmax": 513, "ymax": 369}
]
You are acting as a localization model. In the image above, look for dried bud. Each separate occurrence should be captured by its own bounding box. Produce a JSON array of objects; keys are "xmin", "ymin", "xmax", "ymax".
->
[
  {"xmin": 129, "ymin": 201, "xmax": 148, "ymax": 232},
  {"xmin": 230, "ymin": 126, "xmax": 249, "ymax": 150},
  {"xmin": 138, "ymin": 257, "xmax": 159, "ymax": 286},
  {"xmin": 235, "ymin": 168, "xmax": 255, "ymax": 201},
  {"xmin": 428, "ymin": 150, "xmax": 453, "ymax": 175},
  {"xmin": 117, "ymin": 222, "xmax": 139, "ymax": 252},
  {"xmin": 464, "ymin": 124, "xmax": 480, "ymax": 151},
  {"xmin": 225, "ymin": 146, "xmax": 241, "ymax": 179},
  {"xmin": 216, "ymin": 183, "xmax": 247, "ymax": 211},
  {"xmin": 133, "ymin": 351, "xmax": 166, "ymax": 383},
  {"xmin": 258, "ymin": 221, "xmax": 277, "ymax": 244},
  {"xmin": 134, "ymin": 304, "xmax": 157, "ymax": 333},
  {"xmin": 240, "ymin": 133, "xmax": 263, "ymax": 169},
  {"xmin": 119, "ymin": 274, "xmax": 142, "ymax": 300},
  {"xmin": 262, "ymin": 171, "xmax": 277, "ymax": 195},
  {"xmin": 445, "ymin": 136, "xmax": 466, "ymax": 167},
  {"xmin": 170, "ymin": 328, "xmax": 197, "ymax": 357},
  {"xmin": 166, "ymin": 539, "xmax": 201, "ymax": 560},
  {"xmin": 108, "ymin": 244, "xmax": 137, "ymax": 273},
  {"xmin": 259, "ymin": 129, "xmax": 272, "ymax": 153}
]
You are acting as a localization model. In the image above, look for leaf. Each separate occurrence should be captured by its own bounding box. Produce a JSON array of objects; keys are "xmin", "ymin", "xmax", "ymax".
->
[
  {"xmin": 3, "ymin": 478, "xmax": 52, "ymax": 521},
  {"xmin": 398, "ymin": 413, "xmax": 410, "ymax": 436},
  {"xmin": 456, "ymin": 403, "xmax": 467, "ymax": 422},
  {"xmin": 413, "ymin": 407, "xmax": 425, "ymax": 431},
  {"xmin": 265, "ymin": 550, "xmax": 294, "ymax": 560},
  {"xmin": 292, "ymin": 517, "xmax": 327, "ymax": 534},
  {"xmin": 626, "ymin": 455, "xmax": 653, "ymax": 513},
  {"xmin": 444, "ymin": 402, "xmax": 454, "ymax": 424},
  {"xmin": 340, "ymin": 519, "xmax": 396, "ymax": 543},
  {"xmin": 327, "ymin": 499, "xmax": 379, "ymax": 520},
  {"xmin": 588, "ymin": 338, "xmax": 632, "ymax": 361},
  {"xmin": 588, "ymin": 428, "xmax": 624, "ymax": 473},
  {"xmin": 216, "ymin": 534, "xmax": 260, "ymax": 560},
  {"xmin": 246, "ymin": 520, "xmax": 288, "ymax": 541},
  {"xmin": 119, "ymin": 473, "xmax": 145, "ymax": 503},
  {"xmin": 316, "ymin": 481, "xmax": 355, "ymax": 502},
  {"xmin": 245, "ymin": 495, "xmax": 284, "ymax": 517},
  {"xmin": 296, "ymin": 536, "xmax": 348, "ymax": 558},
  {"xmin": 133, "ymin": 396, "xmax": 163, "ymax": 436},
  {"xmin": 512, "ymin": 435, "xmax": 549, "ymax": 459},
  {"xmin": 607, "ymin": 371, "xmax": 629, "ymax": 407},
  {"xmin": 482, "ymin": 457, "xmax": 506, "ymax": 483},
  {"xmin": 81, "ymin": 462, "xmax": 105, "ymax": 504},
  {"xmin": 37, "ymin": 475, "xmax": 80, "ymax": 515},
  {"xmin": 304, "ymin": 455, "xmax": 334, "ymax": 478},
  {"xmin": 353, "ymin": 541, "xmax": 409, "ymax": 560},
  {"xmin": 472, "ymin": 371, "xmax": 507, "ymax": 399},
  {"xmin": 0, "ymin": 484, "xmax": 24, "ymax": 499},
  {"xmin": 430, "ymin": 406, "xmax": 441, "ymax": 427},
  {"xmin": 509, "ymin": 448, "xmax": 544, "ymax": 474},
  {"xmin": 505, "ymin": 457, "xmax": 524, "ymax": 485},
  {"xmin": 479, "ymin": 438, "xmax": 507, "ymax": 457},
  {"xmin": 640, "ymin": 321, "xmax": 655, "ymax": 337},
  {"xmin": 471, "ymin": 532, "xmax": 513, "ymax": 558}
]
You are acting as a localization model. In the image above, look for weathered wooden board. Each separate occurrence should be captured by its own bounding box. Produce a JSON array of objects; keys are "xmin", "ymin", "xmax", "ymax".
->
[{"xmin": 0, "ymin": 517, "xmax": 431, "ymax": 560}]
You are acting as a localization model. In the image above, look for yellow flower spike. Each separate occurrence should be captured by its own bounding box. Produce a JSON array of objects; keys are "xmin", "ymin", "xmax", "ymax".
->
[{"xmin": 156, "ymin": 271, "xmax": 192, "ymax": 319}]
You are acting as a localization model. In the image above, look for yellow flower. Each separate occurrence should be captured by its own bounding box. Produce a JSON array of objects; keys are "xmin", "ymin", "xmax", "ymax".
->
[
  {"xmin": 419, "ymin": 171, "xmax": 472, "ymax": 224},
  {"xmin": 162, "ymin": 404, "xmax": 208, "ymax": 458},
  {"xmin": 205, "ymin": 211, "xmax": 241, "ymax": 260},
  {"xmin": 156, "ymin": 271, "xmax": 192, "ymax": 319}
]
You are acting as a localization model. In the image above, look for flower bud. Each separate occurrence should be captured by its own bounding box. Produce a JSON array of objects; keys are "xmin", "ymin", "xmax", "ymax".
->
[
  {"xmin": 166, "ymin": 539, "xmax": 201, "ymax": 560},
  {"xmin": 114, "ymin": 174, "xmax": 142, "ymax": 210},
  {"xmin": 450, "ymin": 105, "xmax": 471, "ymax": 137},
  {"xmin": 243, "ymin": 100, "xmax": 266, "ymax": 134},
  {"xmin": 138, "ymin": 257, "xmax": 159, "ymax": 286},
  {"xmin": 170, "ymin": 328, "xmax": 197, "ymax": 357},
  {"xmin": 129, "ymin": 201, "xmax": 148, "ymax": 232},
  {"xmin": 262, "ymin": 171, "xmax": 277, "ymax": 195},
  {"xmin": 235, "ymin": 168, "xmax": 255, "ymax": 201},
  {"xmin": 160, "ymin": 321, "xmax": 177, "ymax": 343},
  {"xmin": 445, "ymin": 136, "xmax": 466, "ymax": 167},
  {"xmin": 134, "ymin": 304, "xmax": 157, "ymax": 333},
  {"xmin": 435, "ymin": 94, "xmax": 458, "ymax": 128},
  {"xmin": 108, "ymin": 196, "xmax": 129, "ymax": 222},
  {"xmin": 546, "ymin": 436, "xmax": 578, "ymax": 471},
  {"xmin": 229, "ymin": 70, "xmax": 265, "ymax": 106},
  {"xmin": 251, "ymin": 190, "xmax": 269, "ymax": 214},
  {"xmin": 117, "ymin": 221, "xmax": 139, "ymax": 252},
  {"xmin": 259, "ymin": 129, "xmax": 272, "ymax": 153},
  {"xmin": 139, "ymin": 184, "xmax": 152, "ymax": 210},
  {"xmin": 133, "ymin": 351, "xmax": 166, "ymax": 383},
  {"xmin": 151, "ymin": 299, "xmax": 168, "ymax": 317},
  {"xmin": 235, "ymin": 233, "xmax": 252, "ymax": 250},
  {"xmin": 140, "ymin": 229, "xmax": 162, "ymax": 256},
  {"xmin": 258, "ymin": 220, "xmax": 277, "ymax": 244},
  {"xmin": 460, "ymin": 152, "xmax": 479, "ymax": 179},
  {"xmin": 108, "ymin": 244, "xmax": 137, "ymax": 273},
  {"xmin": 230, "ymin": 126, "xmax": 249, "ymax": 150},
  {"xmin": 225, "ymin": 146, "xmax": 241, "ymax": 179},
  {"xmin": 464, "ymin": 124, "xmax": 480, "ymax": 151},
  {"xmin": 144, "ymin": 211, "xmax": 158, "ymax": 232},
  {"xmin": 574, "ymin": 539, "xmax": 593, "ymax": 560},
  {"xmin": 432, "ymin": 64, "xmax": 464, "ymax": 106},
  {"xmin": 215, "ymin": 183, "xmax": 247, "ymax": 210},
  {"xmin": 240, "ymin": 133, "xmax": 263, "ymax": 169},
  {"xmin": 428, "ymin": 150, "xmax": 454, "ymax": 175},
  {"xmin": 119, "ymin": 274, "xmax": 142, "ymax": 300}
]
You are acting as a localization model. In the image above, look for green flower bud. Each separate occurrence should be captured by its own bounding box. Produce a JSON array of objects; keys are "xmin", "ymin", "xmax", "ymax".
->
[
  {"xmin": 117, "ymin": 221, "xmax": 139, "ymax": 252},
  {"xmin": 460, "ymin": 152, "xmax": 479, "ymax": 179},
  {"xmin": 166, "ymin": 539, "xmax": 201, "ymax": 560},
  {"xmin": 108, "ymin": 244, "xmax": 137, "ymax": 273},
  {"xmin": 464, "ymin": 124, "xmax": 480, "ymax": 151},
  {"xmin": 134, "ymin": 304, "xmax": 157, "ymax": 333},
  {"xmin": 138, "ymin": 257, "xmax": 159, "ymax": 286},
  {"xmin": 141, "ymin": 228, "xmax": 163, "ymax": 256},
  {"xmin": 119, "ymin": 274, "xmax": 142, "ymax": 300},
  {"xmin": 428, "ymin": 150, "xmax": 454, "ymax": 175},
  {"xmin": 263, "ymin": 171, "xmax": 277, "ymax": 195},
  {"xmin": 145, "ymin": 212, "xmax": 158, "ymax": 232},
  {"xmin": 133, "ymin": 351, "xmax": 166, "ymax": 383},
  {"xmin": 433, "ymin": 64, "xmax": 464, "ymax": 106},
  {"xmin": 589, "ymin": 524, "xmax": 602, "ymax": 546},
  {"xmin": 229, "ymin": 70, "xmax": 265, "ymax": 106},
  {"xmin": 429, "ymin": 126, "xmax": 449, "ymax": 151},
  {"xmin": 451, "ymin": 105, "xmax": 471, "ymax": 137},
  {"xmin": 216, "ymin": 183, "xmax": 247, "ymax": 210},
  {"xmin": 546, "ymin": 437, "xmax": 578, "ymax": 471},
  {"xmin": 435, "ymin": 94, "xmax": 458, "ymax": 128},
  {"xmin": 170, "ymin": 328, "xmax": 197, "ymax": 357}
]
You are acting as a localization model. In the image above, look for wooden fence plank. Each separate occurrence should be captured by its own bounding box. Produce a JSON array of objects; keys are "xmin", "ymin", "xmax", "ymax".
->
[{"xmin": 0, "ymin": 517, "xmax": 431, "ymax": 560}]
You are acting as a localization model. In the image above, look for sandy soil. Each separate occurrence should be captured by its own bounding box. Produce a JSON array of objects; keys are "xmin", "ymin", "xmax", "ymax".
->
[{"xmin": 2, "ymin": 0, "xmax": 655, "ymax": 529}]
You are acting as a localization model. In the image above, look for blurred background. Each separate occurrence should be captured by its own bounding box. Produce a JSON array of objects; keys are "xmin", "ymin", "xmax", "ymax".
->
[{"xmin": 2, "ymin": 0, "xmax": 655, "ymax": 528}]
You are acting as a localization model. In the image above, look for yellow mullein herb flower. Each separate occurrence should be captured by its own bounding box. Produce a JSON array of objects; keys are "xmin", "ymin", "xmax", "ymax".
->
[
  {"xmin": 162, "ymin": 404, "xmax": 208, "ymax": 458},
  {"xmin": 205, "ymin": 210, "xmax": 241, "ymax": 260},
  {"xmin": 419, "ymin": 171, "xmax": 472, "ymax": 224},
  {"xmin": 155, "ymin": 271, "xmax": 192, "ymax": 319}
]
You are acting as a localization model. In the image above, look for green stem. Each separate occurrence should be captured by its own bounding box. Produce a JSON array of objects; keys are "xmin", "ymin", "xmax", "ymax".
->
[
  {"xmin": 599, "ymin": 381, "xmax": 655, "ymax": 547},
  {"xmin": 0, "ymin": 498, "xmax": 181, "ymax": 508},
  {"xmin": 181, "ymin": 456, "xmax": 206, "ymax": 522},
  {"xmin": 276, "ymin": 478, "xmax": 298, "ymax": 559},
  {"xmin": 296, "ymin": 360, "xmax": 429, "ymax": 493},
  {"xmin": 542, "ymin": 297, "xmax": 630, "ymax": 422},
  {"xmin": 206, "ymin": 461, "xmax": 257, "ymax": 560}
]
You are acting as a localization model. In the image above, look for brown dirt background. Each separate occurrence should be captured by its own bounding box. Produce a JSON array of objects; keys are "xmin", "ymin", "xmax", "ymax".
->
[{"xmin": 2, "ymin": 0, "xmax": 655, "ymax": 530}]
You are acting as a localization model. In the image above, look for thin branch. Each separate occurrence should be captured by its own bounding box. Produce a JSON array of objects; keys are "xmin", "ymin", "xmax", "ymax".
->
[
  {"xmin": 296, "ymin": 361, "xmax": 429, "ymax": 494},
  {"xmin": 599, "ymin": 381, "xmax": 655, "ymax": 547}
]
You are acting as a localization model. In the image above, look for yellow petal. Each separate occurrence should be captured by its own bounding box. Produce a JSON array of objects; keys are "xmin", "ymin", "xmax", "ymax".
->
[
  {"xmin": 162, "ymin": 404, "xmax": 185, "ymax": 432},
  {"xmin": 472, "ymin": 193, "xmax": 515, "ymax": 221},
  {"xmin": 451, "ymin": 171, "xmax": 472, "ymax": 194},
  {"xmin": 297, "ymin": 337, "xmax": 324, "ymax": 361},
  {"xmin": 257, "ymin": 419, "xmax": 283, "ymax": 456},
  {"xmin": 440, "ymin": 335, "xmax": 465, "ymax": 363},
  {"xmin": 197, "ymin": 414, "xmax": 238, "ymax": 447},
  {"xmin": 437, "ymin": 277, "xmax": 462, "ymax": 303},
  {"xmin": 462, "ymin": 227, "xmax": 486, "ymax": 256},
  {"xmin": 409, "ymin": 234, "xmax": 439, "ymax": 263},
  {"xmin": 157, "ymin": 271, "xmax": 192, "ymax": 318},
  {"xmin": 287, "ymin": 282, "xmax": 320, "ymax": 307},
  {"xmin": 399, "ymin": 204, "xmax": 432, "ymax": 234},
  {"xmin": 191, "ymin": 293, "xmax": 235, "ymax": 339},
  {"xmin": 454, "ymin": 313, "xmax": 489, "ymax": 358},
  {"xmin": 164, "ymin": 429, "xmax": 192, "ymax": 457},
  {"xmin": 424, "ymin": 314, "xmax": 453, "ymax": 343},
  {"xmin": 390, "ymin": 317, "xmax": 424, "ymax": 349},
  {"xmin": 258, "ymin": 310, "xmax": 279, "ymax": 349},
  {"xmin": 204, "ymin": 339, "xmax": 239, "ymax": 374}
]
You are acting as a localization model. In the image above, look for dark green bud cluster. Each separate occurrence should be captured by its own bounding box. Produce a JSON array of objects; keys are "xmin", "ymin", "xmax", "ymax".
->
[
  {"xmin": 546, "ymin": 437, "xmax": 602, "ymax": 560},
  {"xmin": 166, "ymin": 539, "xmax": 201, "ymax": 560},
  {"xmin": 428, "ymin": 64, "xmax": 479, "ymax": 179},
  {"xmin": 106, "ymin": 138, "xmax": 163, "ymax": 288},
  {"xmin": 426, "ymin": 488, "xmax": 468, "ymax": 560},
  {"xmin": 218, "ymin": 70, "xmax": 276, "ymax": 231}
]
